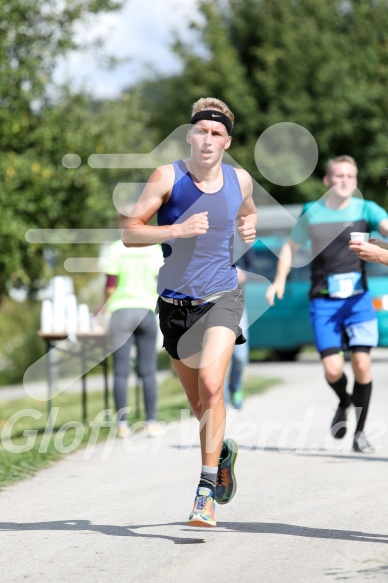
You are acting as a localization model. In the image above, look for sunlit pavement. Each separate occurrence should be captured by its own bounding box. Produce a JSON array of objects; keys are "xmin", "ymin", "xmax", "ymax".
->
[{"xmin": 1, "ymin": 348, "xmax": 388, "ymax": 582}]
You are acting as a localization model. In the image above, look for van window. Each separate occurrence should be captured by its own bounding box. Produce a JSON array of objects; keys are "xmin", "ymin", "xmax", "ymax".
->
[
  {"xmin": 366, "ymin": 261, "xmax": 388, "ymax": 277},
  {"xmin": 250, "ymin": 241, "xmax": 387, "ymax": 282},
  {"xmin": 249, "ymin": 243, "xmax": 311, "ymax": 282}
]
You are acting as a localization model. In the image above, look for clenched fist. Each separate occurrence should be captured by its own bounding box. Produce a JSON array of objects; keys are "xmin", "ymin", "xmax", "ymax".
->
[
  {"xmin": 237, "ymin": 216, "xmax": 256, "ymax": 244},
  {"xmin": 176, "ymin": 212, "xmax": 209, "ymax": 238}
]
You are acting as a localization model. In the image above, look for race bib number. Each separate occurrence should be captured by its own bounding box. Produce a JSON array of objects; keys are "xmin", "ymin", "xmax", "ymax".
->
[{"xmin": 327, "ymin": 272, "xmax": 363, "ymax": 298}]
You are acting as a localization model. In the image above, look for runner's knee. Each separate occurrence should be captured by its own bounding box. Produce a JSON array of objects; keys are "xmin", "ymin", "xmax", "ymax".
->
[{"xmin": 199, "ymin": 374, "xmax": 224, "ymax": 406}]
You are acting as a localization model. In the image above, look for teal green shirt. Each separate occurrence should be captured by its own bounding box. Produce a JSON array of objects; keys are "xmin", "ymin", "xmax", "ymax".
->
[{"xmin": 290, "ymin": 197, "xmax": 388, "ymax": 298}]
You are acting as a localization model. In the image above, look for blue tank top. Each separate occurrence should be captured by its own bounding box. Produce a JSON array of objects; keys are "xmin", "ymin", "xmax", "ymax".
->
[{"xmin": 157, "ymin": 160, "xmax": 243, "ymax": 299}]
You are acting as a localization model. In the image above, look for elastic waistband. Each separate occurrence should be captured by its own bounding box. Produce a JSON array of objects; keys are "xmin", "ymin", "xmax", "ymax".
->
[{"xmin": 160, "ymin": 292, "xmax": 224, "ymax": 307}]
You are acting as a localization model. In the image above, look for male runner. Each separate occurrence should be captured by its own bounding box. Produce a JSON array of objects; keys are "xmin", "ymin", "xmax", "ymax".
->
[
  {"xmin": 122, "ymin": 97, "xmax": 256, "ymax": 526},
  {"xmin": 266, "ymin": 155, "xmax": 388, "ymax": 453}
]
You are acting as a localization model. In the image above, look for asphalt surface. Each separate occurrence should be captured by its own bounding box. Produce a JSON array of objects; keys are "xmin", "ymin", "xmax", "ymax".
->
[{"xmin": 1, "ymin": 351, "xmax": 388, "ymax": 582}]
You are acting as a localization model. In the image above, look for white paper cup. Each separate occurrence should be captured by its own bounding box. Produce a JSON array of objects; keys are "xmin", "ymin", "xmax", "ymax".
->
[
  {"xmin": 65, "ymin": 294, "xmax": 78, "ymax": 334},
  {"xmin": 350, "ymin": 232, "xmax": 370, "ymax": 242},
  {"xmin": 78, "ymin": 304, "xmax": 91, "ymax": 332},
  {"xmin": 40, "ymin": 300, "xmax": 53, "ymax": 333}
]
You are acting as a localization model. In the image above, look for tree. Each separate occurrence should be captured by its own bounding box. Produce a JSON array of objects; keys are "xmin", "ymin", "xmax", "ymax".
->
[
  {"xmin": 1, "ymin": 88, "xmax": 158, "ymax": 297},
  {"xmin": 0, "ymin": 1, "xmax": 157, "ymax": 300},
  {"xmin": 140, "ymin": 0, "xmax": 388, "ymax": 206},
  {"xmin": 0, "ymin": 0, "xmax": 122, "ymax": 151}
]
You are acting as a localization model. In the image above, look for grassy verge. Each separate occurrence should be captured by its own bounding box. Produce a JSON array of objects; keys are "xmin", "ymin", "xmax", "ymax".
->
[{"xmin": 0, "ymin": 373, "xmax": 279, "ymax": 489}]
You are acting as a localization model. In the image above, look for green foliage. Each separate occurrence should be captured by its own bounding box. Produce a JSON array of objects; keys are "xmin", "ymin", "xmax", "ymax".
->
[
  {"xmin": 0, "ymin": 299, "xmax": 45, "ymax": 385},
  {"xmin": 0, "ymin": 0, "xmax": 122, "ymax": 147},
  {"xmin": 0, "ymin": 87, "xmax": 158, "ymax": 298},
  {"xmin": 0, "ymin": 0, "xmax": 162, "ymax": 393},
  {"xmin": 0, "ymin": 391, "xmax": 114, "ymax": 488},
  {"xmin": 0, "ymin": 1, "xmax": 161, "ymax": 301},
  {"xmin": 140, "ymin": 0, "xmax": 388, "ymax": 206},
  {"xmin": 0, "ymin": 371, "xmax": 276, "ymax": 488}
]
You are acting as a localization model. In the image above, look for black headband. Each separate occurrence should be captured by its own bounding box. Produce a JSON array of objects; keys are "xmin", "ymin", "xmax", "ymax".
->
[{"xmin": 190, "ymin": 110, "xmax": 233, "ymax": 135}]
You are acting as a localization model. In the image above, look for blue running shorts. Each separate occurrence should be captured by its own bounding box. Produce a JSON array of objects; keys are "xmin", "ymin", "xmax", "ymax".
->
[{"xmin": 309, "ymin": 291, "xmax": 378, "ymax": 357}]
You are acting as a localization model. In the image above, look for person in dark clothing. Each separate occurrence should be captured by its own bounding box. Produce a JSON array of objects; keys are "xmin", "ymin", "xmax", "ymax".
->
[{"xmin": 266, "ymin": 155, "xmax": 388, "ymax": 453}]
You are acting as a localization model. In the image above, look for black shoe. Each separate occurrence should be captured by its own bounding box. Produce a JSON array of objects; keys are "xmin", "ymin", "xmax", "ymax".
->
[
  {"xmin": 353, "ymin": 431, "xmax": 375, "ymax": 454},
  {"xmin": 330, "ymin": 405, "xmax": 348, "ymax": 439}
]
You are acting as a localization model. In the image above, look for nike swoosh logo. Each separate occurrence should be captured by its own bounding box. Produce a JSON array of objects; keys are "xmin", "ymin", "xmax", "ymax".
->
[{"xmin": 211, "ymin": 114, "xmax": 221, "ymax": 117}]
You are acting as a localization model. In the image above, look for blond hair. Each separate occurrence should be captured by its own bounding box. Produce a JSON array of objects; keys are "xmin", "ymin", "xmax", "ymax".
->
[
  {"xmin": 326, "ymin": 155, "xmax": 358, "ymax": 176},
  {"xmin": 191, "ymin": 97, "xmax": 234, "ymax": 129}
]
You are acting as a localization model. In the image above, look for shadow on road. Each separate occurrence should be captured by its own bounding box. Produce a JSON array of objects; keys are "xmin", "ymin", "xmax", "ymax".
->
[
  {"xmin": 0, "ymin": 519, "xmax": 205, "ymax": 545},
  {"xmin": 1, "ymin": 518, "xmax": 387, "ymax": 545},
  {"xmin": 237, "ymin": 444, "xmax": 388, "ymax": 463},
  {"xmin": 171, "ymin": 443, "xmax": 388, "ymax": 463},
  {"xmin": 214, "ymin": 521, "xmax": 388, "ymax": 543}
]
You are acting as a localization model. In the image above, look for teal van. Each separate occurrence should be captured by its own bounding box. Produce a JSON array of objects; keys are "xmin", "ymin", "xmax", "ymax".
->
[{"xmin": 244, "ymin": 206, "xmax": 388, "ymax": 359}]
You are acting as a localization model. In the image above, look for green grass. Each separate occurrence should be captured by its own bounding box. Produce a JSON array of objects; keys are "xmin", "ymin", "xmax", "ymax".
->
[{"xmin": 0, "ymin": 372, "xmax": 279, "ymax": 489}]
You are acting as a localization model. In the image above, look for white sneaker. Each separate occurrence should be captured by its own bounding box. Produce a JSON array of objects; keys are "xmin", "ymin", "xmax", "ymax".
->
[
  {"xmin": 117, "ymin": 425, "xmax": 131, "ymax": 439},
  {"xmin": 146, "ymin": 421, "xmax": 163, "ymax": 437}
]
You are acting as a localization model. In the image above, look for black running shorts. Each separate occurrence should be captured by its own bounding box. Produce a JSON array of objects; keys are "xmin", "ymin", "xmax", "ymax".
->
[{"xmin": 157, "ymin": 285, "xmax": 246, "ymax": 360}]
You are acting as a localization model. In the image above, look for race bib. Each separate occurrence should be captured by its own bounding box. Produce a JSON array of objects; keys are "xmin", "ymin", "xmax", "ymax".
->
[{"xmin": 327, "ymin": 272, "xmax": 364, "ymax": 298}]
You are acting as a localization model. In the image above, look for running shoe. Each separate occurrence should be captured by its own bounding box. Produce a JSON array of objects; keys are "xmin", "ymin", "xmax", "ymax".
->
[
  {"xmin": 117, "ymin": 425, "xmax": 131, "ymax": 439},
  {"xmin": 330, "ymin": 405, "xmax": 347, "ymax": 439},
  {"xmin": 231, "ymin": 390, "xmax": 243, "ymax": 410},
  {"xmin": 353, "ymin": 431, "xmax": 375, "ymax": 454},
  {"xmin": 187, "ymin": 487, "xmax": 216, "ymax": 528},
  {"xmin": 145, "ymin": 421, "xmax": 164, "ymax": 437},
  {"xmin": 215, "ymin": 438, "xmax": 238, "ymax": 505}
]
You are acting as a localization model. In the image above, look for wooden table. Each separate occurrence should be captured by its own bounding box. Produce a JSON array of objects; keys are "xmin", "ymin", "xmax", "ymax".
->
[{"xmin": 37, "ymin": 331, "xmax": 110, "ymax": 426}]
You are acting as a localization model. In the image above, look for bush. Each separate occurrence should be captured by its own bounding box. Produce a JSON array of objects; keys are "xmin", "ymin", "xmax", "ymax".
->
[{"xmin": 0, "ymin": 299, "xmax": 45, "ymax": 385}]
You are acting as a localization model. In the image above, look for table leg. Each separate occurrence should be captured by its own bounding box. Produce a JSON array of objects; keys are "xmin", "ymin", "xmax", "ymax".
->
[
  {"xmin": 46, "ymin": 341, "xmax": 54, "ymax": 430},
  {"xmin": 81, "ymin": 343, "xmax": 87, "ymax": 424},
  {"xmin": 135, "ymin": 375, "xmax": 141, "ymax": 419},
  {"xmin": 103, "ymin": 357, "xmax": 109, "ymax": 411}
]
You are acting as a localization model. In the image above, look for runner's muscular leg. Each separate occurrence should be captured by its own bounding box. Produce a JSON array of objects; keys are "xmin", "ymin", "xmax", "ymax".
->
[
  {"xmin": 322, "ymin": 353, "xmax": 344, "ymax": 384},
  {"xmin": 351, "ymin": 351, "xmax": 372, "ymax": 384},
  {"xmin": 171, "ymin": 357, "xmax": 201, "ymax": 419},
  {"xmin": 197, "ymin": 326, "xmax": 236, "ymax": 466},
  {"xmin": 172, "ymin": 326, "xmax": 236, "ymax": 466}
]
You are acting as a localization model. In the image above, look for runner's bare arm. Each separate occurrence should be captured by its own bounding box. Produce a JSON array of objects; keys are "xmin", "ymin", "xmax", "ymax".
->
[
  {"xmin": 266, "ymin": 238, "xmax": 301, "ymax": 306},
  {"xmin": 349, "ymin": 239, "xmax": 388, "ymax": 265},
  {"xmin": 122, "ymin": 165, "xmax": 209, "ymax": 247},
  {"xmin": 235, "ymin": 168, "xmax": 257, "ymax": 244},
  {"xmin": 378, "ymin": 218, "xmax": 388, "ymax": 237}
]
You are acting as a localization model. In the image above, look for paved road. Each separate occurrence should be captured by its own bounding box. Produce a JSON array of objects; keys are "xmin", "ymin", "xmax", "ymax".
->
[{"xmin": 1, "ymin": 351, "xmax": 388, "ymax": 582}]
